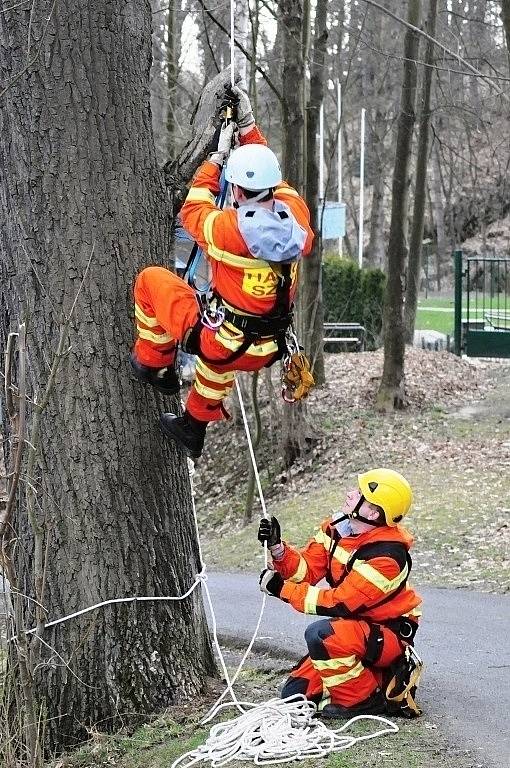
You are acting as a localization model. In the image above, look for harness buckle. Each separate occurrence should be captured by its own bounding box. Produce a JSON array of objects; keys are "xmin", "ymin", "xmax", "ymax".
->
[{"xmin": 198, "ymin": 294, "xmax": 226, "ymax": 330}]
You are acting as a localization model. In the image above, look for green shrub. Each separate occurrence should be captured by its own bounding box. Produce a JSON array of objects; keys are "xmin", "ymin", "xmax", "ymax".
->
[{"xmin": 322, "ymin": 255, "xmax": 386, "ymax": 350}]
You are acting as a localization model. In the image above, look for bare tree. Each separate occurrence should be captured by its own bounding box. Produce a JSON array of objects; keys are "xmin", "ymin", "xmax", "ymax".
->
[
  {"xmin": 404, "ymin": 0, "xmax": 438, "ymax": 343},
  {"xmin": 376, "ymin": 0, "xmax": 421, "ymax": 411},
  {"xmin": 0, "ymin": 2, "xmax": 230, "ymax": 753},
  {"xmin": 302, "ymin": 0, "xmax": 328, "ymax": 384}
]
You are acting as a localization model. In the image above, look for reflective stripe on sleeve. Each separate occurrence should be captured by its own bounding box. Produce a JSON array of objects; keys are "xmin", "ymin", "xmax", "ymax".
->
[
  {"xmin": 288, "ymin": 556, "xmax": 308, "ymax": 583},
  {"xmin": 314, "ymin": 529, "xmax": 332, "ymax": 547},
  {"xmin": 186, "ymin": 187, "xmax": 216, "ymax": 204},
  {"xmin": 275, "ymin": 186, "xmax": 300, "ymax": 198},
  {"xmin": 304, "ymin": 585, "xmax": 321, "ymax": 615}
]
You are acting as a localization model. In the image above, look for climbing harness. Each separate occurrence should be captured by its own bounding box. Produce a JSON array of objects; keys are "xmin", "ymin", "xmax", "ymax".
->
[
  {"xmin": 179, "ymin": 88, "xmax": 315, "ymax": 402},
  {"xmin": 385, "ymin": 645, "xmax": 424, "ymax": 718}
]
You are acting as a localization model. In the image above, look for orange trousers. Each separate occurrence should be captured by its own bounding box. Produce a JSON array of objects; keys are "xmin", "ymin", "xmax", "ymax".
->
[
  {"xmin": 281, "ymin": 618, "xmax": 405, "ymax": 709},
  {"xmin": 133, "ymin": 266, "xmax": 277, "ymax": 421}
]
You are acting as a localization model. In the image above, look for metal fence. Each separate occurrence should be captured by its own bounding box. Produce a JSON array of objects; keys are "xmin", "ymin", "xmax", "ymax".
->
[{"xmin": 454, "ymin": 251, "xmax": 510, "ymax": 357}]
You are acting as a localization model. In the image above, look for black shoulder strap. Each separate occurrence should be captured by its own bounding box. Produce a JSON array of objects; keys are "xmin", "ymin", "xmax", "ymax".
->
[
  {"xmin": 326, "ymin": 524, "xmax": 340, "ymax": 587},
  {"xmin": 274, "ymin": 263, "xmax": 292, "ymax": 315}
]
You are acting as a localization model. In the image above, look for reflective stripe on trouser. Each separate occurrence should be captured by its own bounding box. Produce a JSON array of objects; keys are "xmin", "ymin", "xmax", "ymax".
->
[
  {"xmin": 281, "ymin": 618, "xmax": 404, "ymax": 709},
  {"xmin": 133, "ymin": 266, "xmax": 199, "ymax": 368},
  {"xmin": 185, "ymin": 318, "xmax": 277, "ymax": 423},
  {"xmin": 133, "ymin": 267, "xmax": 279, "ymax": 421}
]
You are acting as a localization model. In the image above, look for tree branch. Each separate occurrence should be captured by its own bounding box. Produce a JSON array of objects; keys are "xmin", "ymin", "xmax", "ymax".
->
[{"xmin": 196, "ymin": 0, "xmax": 282, "ymax": 104}]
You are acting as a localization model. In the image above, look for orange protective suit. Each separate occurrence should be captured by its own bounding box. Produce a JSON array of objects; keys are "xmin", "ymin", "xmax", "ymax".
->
[
  {"xmin": 274, "ymin": 522, "xmax": 422, "ymax": 710},
  {"xmin": 133, "ymin": 125, "xmax": 314, "ymax": 422}
]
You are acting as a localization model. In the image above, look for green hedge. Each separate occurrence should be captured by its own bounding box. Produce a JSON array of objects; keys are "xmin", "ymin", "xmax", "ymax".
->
[{"xmin": 322, "ymin": 255, "xmax": 386, "ymax": 350}]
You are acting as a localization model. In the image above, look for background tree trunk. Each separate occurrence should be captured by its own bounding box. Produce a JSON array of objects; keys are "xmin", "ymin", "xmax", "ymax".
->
[
  {"xmin": 303, "ymin": 0, "xmax": 328, "ymax": 384},
  {"xmin": 429, "ymin": 139, "xmax": 447, "ymax": 291},
  {"xmin": 0, "ymin": 0, "xmax": 216, "ymax": 752},
  {"xmin": 277, "ymin": 0, "xmax": 308, "ymax": 467},
  {"xmin": 404, "ymin": 0, "xmax": 438, "ymax": 343},
  {"xmin": 376, "ymin": 0, "xmax": 421, "ymax": 411},
  {"xmin": 277, "ymin": 0, "xmax": 305, "ymax": 194},
  {"xmin": 502, "ymin": 1, "xmax": 510, "ymax": 73}
]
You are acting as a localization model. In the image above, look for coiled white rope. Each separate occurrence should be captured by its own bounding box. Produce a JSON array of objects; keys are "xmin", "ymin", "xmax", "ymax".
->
[
  {"xmin": 170, "ymin": 380, "xmax": 399, "ymax": 768},
  {"xmin": 172, "ymin": 695, "xmax": 398, "ymax": 768}
]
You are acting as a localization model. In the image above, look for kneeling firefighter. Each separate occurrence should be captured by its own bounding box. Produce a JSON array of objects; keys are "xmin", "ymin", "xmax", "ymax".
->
[
  {"xmin": 130, "ymin": 86, "xmax": 315, "ymax": 459},
  {"xmin": 258, "ymin": 468, "xmax": 424, "ymax": 719}
]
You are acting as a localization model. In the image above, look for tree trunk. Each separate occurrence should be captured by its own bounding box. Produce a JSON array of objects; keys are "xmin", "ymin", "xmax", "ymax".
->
[
  {"xmin": 376, "ymin": 0, "xmax": 421, "ymax": 411},
  {"xmin": 0, "ymin": 0, "xmax": 216, "ymax": 753},
  {"xmin": 366, "ymin": 157, "xmax": 386, "ymax": 268},
  {"xmin": 502, "ymin": 0, "xmax": 510, "ymax": 74},
  {"xmin": 277, "ymin": 0, "xmax": 305, "ymax": 194},
  {"xmin": 404, "ymin": 0, "xmax": 437, "ymax": 344},
  {"xmin": 302, "ymin": 0, "xmax": 328, "ymax": 384},
  {"xmin": 429, "ymin": 139, "xmax": 447, "ymax": 292},
  {"xmin": 277, "ymin": 0, "xmax": 307, "ymax": 467}
]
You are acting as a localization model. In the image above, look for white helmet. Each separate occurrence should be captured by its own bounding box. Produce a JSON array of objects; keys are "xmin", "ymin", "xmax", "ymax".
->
[{"xmin": 225, "ymin": 144, "xmax": 282, "ymax": 190}]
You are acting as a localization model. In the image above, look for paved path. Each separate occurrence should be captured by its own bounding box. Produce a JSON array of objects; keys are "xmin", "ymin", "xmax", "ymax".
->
[{"xmin": 204, "ymin": 572, "xmax": 510, "ymax": 768}]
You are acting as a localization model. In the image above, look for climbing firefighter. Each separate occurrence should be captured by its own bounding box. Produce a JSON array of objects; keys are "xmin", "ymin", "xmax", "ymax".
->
[
  {"xmin": 130, "ymin": 85, "xmax": 314, "ymax": 459},
  {"xmin": 257, "ymin": 468, "xmax": 424, "ymax": 719}
]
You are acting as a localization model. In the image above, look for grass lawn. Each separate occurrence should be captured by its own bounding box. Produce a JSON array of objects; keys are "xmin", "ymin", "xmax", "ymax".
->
[
  {"xmin": 416, "ymin": 294, "xmax": 510, "ymax": 334},
  {"xmin": 415, "ymin": 309, "xmax": 454, "ymax": 335}
]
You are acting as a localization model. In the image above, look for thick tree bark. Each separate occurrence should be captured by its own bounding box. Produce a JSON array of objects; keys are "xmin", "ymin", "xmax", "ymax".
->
[
  {"xmin": 302, "ymin": 0, "xmax": 328, "ymax": 385},
  {"xmin": 0, "ymin": 0, "xmax": 215, "ymax": 753},
  {"xmin": 376, "ymin": 0, "xmax": 421, "ymax": 411},
  {"xmin": 404, "ymin": 0, "xmax": 437, "ymax": 344}
]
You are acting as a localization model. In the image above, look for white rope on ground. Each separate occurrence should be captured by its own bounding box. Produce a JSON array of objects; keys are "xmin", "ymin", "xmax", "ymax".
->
[
  {"xmin": 171, "ymin": 379, "xmax": 400, "ymax": 768},
  {"xmin": 172, "ymin": 696, "xmax": 399, "ymax": 768},
  {"xmin": 9, "ymin": 3, "xmax": 400, "ymax": 752}
]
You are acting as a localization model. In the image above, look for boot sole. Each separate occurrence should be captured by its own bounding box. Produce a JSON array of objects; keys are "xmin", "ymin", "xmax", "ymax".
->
[{"xmin": 159, "ymin": 421, "xmax": 202, "ymax": 460}]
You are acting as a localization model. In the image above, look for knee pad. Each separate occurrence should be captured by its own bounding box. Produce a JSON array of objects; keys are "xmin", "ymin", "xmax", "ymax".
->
[{"xmin": 305, "ymin": 619, "xmax": 335, "ymax": 660}]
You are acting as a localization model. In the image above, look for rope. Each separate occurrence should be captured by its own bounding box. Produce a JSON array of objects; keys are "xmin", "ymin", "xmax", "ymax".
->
[
  {"xmin": 173, "ymin": 698, "xmax": 398, "ymax": 768},
  {"xmin": 230, "ymin": 0, "xmax": 235, "ymax": 86},
  {"xmin": 171, "ymin": 382, "xmax": 399, "ymax": 768},
  {"xmin": 9, "ymin": 4, "xmax": 399, "ymax": 755}
]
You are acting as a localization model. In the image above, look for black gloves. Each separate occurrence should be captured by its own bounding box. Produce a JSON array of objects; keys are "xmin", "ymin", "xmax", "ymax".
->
[
  {"xmin": 257, "ymin": 516, "xmax": 281, "ymax": 548},
  {"xmin": 259, "ymin": 568, "xmax": 284, "ymax": 597}
]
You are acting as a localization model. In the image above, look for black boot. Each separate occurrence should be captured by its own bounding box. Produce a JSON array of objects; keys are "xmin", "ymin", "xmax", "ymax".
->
[
  {"xmin": 318, "ymin": 688, "xmax": 388, "ymax": 720},
  {"xmin": 130, "ymin": 353, "xmax": 180, "ymax": 395},
  {"xmin": 159, "ymin": 411, "xmax": 208, "ymax": 459}
]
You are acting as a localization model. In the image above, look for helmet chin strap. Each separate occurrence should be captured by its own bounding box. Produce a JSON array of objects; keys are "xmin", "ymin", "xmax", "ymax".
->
[
  {"xmin": 233, "ymin": 187, "xmax": 272, "ymax": 208},
  {"xmin": 332, "ymin": 495, "xmax": 380, "ymax": 528}
]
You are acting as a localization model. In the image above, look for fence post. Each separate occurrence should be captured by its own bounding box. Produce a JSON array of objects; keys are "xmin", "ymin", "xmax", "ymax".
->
[{"xmin": 454, "ymin": 249, "xmax": 463, "ymax": 356}]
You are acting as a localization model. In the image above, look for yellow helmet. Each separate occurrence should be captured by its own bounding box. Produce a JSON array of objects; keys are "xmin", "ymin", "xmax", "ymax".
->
[{"xmin": 358, "ymin": 468, "xmax": 413, "ymax": 526}]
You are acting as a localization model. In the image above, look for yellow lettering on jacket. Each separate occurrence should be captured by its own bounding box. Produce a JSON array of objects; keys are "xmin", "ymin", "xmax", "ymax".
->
[{"xmin": 241, "ymin": 264, "xmax": 298, "ymax": 297}]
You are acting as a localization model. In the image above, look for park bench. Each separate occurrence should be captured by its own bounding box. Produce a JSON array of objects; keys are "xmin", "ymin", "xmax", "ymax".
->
[{"xmin": 323, "ymin": 322, "xmax": 366, "ymax": 352}]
